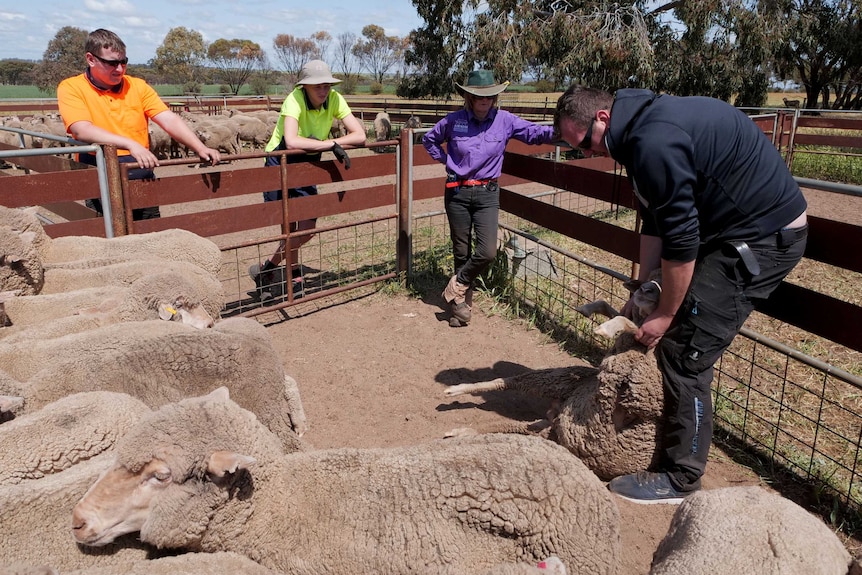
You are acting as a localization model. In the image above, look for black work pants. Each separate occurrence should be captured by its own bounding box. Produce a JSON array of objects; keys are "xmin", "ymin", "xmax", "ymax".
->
[
  {"xmin": 659, "ymin": 226, "xmax": 808, "ymax": 491},
  {"xmin": 444, "ymin": 181, "xmax": 499, "ymax": 285}
]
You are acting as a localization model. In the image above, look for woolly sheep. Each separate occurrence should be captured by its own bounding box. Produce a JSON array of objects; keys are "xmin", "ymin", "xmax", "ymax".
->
[
  {"xmin": 0, "ymin": 456, "xmax": 156, "ymax": 571},
  {"xmin": 40, "ymin": 259, "xmax": 220, "ymax": 297},
  {"xmin": 72, "ymin": 388, "xmax": 621, "ymax": 575},
  {"xmin": 224, "ymin": 114, "xmax": 271, "ymax": 149},
  {"xmin": 330, "ymin": 117, "xmax": 346, "ymax": 139},
  {"xmin": 649, "ymin": 486, "xmax": 854, "ymax": 575},
  {"xmin": 0, "ymin": 206, "xmax": 224, "ymax": 277},
  {"xmin": 0, "ymin": 317, "xmax": 308, "ymax": 444},
  {"xmin": 403, "ymin": 115, "xmax": 423, "ymax": 130},
  {"xmin": 0, "ymin": 391, "xmax": 149, "ymax": 486},
  {"xmin": 374, "ymin": 111, "xmax": 392, "ymax": 141},
  {"xmin": 194, "ymin": 123, "xmax": 241, "ymax": 157},
  {"xmin": 0, "ymin": 270, "xmax": 220, "ymax": 343},
  {"xmin": 0, "ymin": 228, "xmax": 43, "ymax": 296},
  {"xmin": 61, "ymin": 552, "xmax": 281, "ymax": 575},
  {"xmin": 444, "ymin": 331, "xmax": 664, "ymax": 481}
]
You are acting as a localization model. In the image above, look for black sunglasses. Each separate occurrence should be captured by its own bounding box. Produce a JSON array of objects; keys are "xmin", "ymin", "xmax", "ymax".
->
[
  {"xmin": 90, "ymin": 53, "xmax": 129, "ymax": 67},
  {"xmin": 577, "ymin": 119, "xmax": 595, "ymax": 150}
]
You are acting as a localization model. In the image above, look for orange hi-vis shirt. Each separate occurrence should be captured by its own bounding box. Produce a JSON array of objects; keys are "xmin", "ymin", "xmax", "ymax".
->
[{"xmin": 57, "ymin": 73, "xmax": 168, "ymax": 156}]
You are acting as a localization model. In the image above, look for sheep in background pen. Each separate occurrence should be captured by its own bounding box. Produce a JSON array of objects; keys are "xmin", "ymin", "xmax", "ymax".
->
[
  {"xmin": 444, "ymin": 274, "xmax": 665, "ymax": 480},
  {"xmin": 374, "ymin": 111, "xmax": 391, "ymax": 141},
  {"xmin": 71, "ymin": 388, "xmax": 620, "ymax": 575}
]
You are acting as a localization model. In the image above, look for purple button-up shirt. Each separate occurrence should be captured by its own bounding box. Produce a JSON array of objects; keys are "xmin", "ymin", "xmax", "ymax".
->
[{"xmin": 423, "ymin": 107, "xmax": 556, "ymax": 181}]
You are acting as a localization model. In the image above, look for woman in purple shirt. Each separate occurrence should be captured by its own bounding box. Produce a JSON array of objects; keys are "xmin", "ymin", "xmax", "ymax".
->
[{"xmin": 423, "ymin": 70, "xmax": 556, "ymax": 327}]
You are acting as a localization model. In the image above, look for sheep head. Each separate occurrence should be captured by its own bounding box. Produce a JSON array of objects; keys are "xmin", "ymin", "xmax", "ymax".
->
[
  {"xmin": 72, "ymin": 388, "xmax": 271, "ymax": 550},
  {"xmin": 157, "ymin": 296, "xmax": 215, "ymax": 329}
]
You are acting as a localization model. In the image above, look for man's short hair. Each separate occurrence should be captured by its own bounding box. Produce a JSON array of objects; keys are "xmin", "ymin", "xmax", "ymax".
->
[
  {"xmin": 86, "ymin": 29, "xmax": 126, "ymax": 56},
  {"xmin": 554, "ymin": 85, "xmax": 614, "ymax": 130}
]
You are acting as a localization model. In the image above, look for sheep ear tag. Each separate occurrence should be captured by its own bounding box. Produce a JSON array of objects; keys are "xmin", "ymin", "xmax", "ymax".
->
[
  {"xmin": 207, "ymin": 451, "xmax": 256, "ymax": 478},
  {"xmin": 158, "ymin": 303, "xmax": 178, "ymax": 321}
]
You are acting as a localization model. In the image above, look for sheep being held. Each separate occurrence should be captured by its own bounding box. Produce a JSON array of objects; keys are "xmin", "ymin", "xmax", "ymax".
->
[
  {"xmin": 72, "ymin": 388, "xmax": 621, "ymax": 575},
  {"xmin": 445, "ymin": 331, "xmax": 664, "ymax": 480}
]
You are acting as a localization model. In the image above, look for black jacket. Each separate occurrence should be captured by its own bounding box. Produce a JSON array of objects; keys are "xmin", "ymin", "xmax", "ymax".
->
[{"xmin": 605, "ymin": 89, "xmax": 807, "ymax": 262}]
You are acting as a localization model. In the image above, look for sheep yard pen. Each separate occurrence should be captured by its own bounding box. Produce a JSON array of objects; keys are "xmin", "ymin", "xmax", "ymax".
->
[{"xmin": 2, "ymin": 106, "xmax": 862, "ymax": 545}]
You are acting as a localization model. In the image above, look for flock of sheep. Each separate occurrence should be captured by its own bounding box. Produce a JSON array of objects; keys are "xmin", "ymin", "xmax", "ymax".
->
[
  {"xmin": 0, "ymin": 108, "xmax": 419, "ymax": 160},
  {"xmin": 0, "ymin": 204, "xmax": 858, "ymax": 575}
]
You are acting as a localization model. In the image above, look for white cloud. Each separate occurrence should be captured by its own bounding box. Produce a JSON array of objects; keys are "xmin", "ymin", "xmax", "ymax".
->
[{"xmin": 83, "ymin": 0, "xmax": 136, "ymax": 14}]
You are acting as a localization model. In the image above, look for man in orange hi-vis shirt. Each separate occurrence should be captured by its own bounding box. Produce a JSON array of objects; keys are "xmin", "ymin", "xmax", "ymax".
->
[{"xmin": 58, "ymin": 28, "xmax": 220, "ymax": 220}]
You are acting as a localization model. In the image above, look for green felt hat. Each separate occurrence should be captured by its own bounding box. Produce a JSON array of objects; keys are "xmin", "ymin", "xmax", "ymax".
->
[{"xmin": 455, "ymin": 70, "xmax": 509, "ymax": 97}]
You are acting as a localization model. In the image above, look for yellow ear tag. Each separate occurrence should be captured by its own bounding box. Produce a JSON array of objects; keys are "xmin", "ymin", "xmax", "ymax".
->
[{"xmin": 165, "ymin": 306, "xmax": 178, "ymax": 315}]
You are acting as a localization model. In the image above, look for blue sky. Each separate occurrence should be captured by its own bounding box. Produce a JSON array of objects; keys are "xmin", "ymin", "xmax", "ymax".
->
[{"xmin": 0, "ymin": 0, "xmax": 425, "ymax": 64}]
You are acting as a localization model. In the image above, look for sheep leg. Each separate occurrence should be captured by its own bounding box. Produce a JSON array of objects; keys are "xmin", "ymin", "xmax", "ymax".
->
[
  {"xmin": 575, "ymin": 299, "xmax": 620, "ymax": 319},
  {"xmin": 595, "ymin": 316, "xmax": 639, "ymax": 339},
  {"xmin": 444, "ymin": 419, "xmax": 552, "ymax": 438},
  {"xmin": 443, "ymin": 377, "xmax": 507, "ymax": 397},
  {"xmin": 283, "ymin": 375, "xmax": 308, "ymax": 437}
]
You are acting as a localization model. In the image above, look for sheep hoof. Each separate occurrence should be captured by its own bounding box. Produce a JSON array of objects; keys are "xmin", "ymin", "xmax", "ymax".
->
[{"xmin": 443, "ymin": 384, "xmax": 473, "ymax": 397}]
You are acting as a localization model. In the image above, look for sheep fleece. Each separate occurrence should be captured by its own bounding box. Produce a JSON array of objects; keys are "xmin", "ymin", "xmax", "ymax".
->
[
  {"xmin": 112, "ymin": 395, "xmax": 620, "ymax": 574},
  {"xmin": 650, "ymin": 486, "xmax": 852, "ymax": 575}
]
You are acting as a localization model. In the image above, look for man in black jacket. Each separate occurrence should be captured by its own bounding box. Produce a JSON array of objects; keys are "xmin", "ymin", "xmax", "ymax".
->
[{"xmin": 554, "ymin": 86, "xmax": 808, "ymax": 503}]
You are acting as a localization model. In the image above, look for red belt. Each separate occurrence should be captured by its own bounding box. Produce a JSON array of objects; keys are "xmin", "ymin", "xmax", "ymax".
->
[{"xmin": 445, "ymin": 178, "xmax": 496, "ymax": 188}]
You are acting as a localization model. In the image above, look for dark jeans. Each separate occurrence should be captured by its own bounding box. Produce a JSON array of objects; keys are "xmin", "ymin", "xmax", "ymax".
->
[
  {"xmin": 659, "ymin": 226, "xmax": 808, "ymax": 491},
  {"xmin": 445, "ymin": 181, "xmax": 500, "ymax": 285},
  {"xmin": 79, "ymin": 154, "xmax": 160, "ymax": 220}
]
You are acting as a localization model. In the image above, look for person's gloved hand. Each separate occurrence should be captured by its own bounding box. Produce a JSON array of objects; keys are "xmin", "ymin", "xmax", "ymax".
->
[{"xmin": 331, "ymin": 142, "xmax": 350, "ymax": 169}]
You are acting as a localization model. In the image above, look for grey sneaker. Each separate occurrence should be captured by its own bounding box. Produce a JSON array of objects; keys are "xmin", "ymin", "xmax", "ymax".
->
[{"xmin": 607, "ymin": 471, "xmax": 690, "ymax": 504}]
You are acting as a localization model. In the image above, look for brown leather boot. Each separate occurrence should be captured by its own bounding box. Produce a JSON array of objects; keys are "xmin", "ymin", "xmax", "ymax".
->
[{"xmin": 443, "ymin": 275, "xmax": 472, "ymax": 326}]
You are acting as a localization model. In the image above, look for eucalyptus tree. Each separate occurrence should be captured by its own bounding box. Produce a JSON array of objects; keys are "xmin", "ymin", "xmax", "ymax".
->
[
  {"xmin": 207, "ymin": 38, "xmax": 265, "ymax": 95},
  {"xmin": 352, "ymin": 24, "xmax": 401, "ymax": 84},
  {"xmin": 398, "ymin": 0, "xmax": 471, "ymax": 98},
  {"xmin": 272, "ymin": 34, "xmax": 318, "ymax": 83},
  {"xmin": 32, "ymin": 26, "xmax": 88, "ymax": 94},
  {"xmin": 774, "ymin": 0, "xmax": 862, "ymax": 109},
  {"xmin": 152, "ymin": 27, "xmax": 207, "ymax": 88}
]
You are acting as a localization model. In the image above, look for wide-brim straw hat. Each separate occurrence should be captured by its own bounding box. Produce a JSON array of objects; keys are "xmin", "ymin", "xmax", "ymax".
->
[
  {"xmin": 297, "ymin": 60, "xmax": 342, "ymax": 85},
  {"xmin": 455, "ymin": 69, "xmax": 509, "ymax": 97}
]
